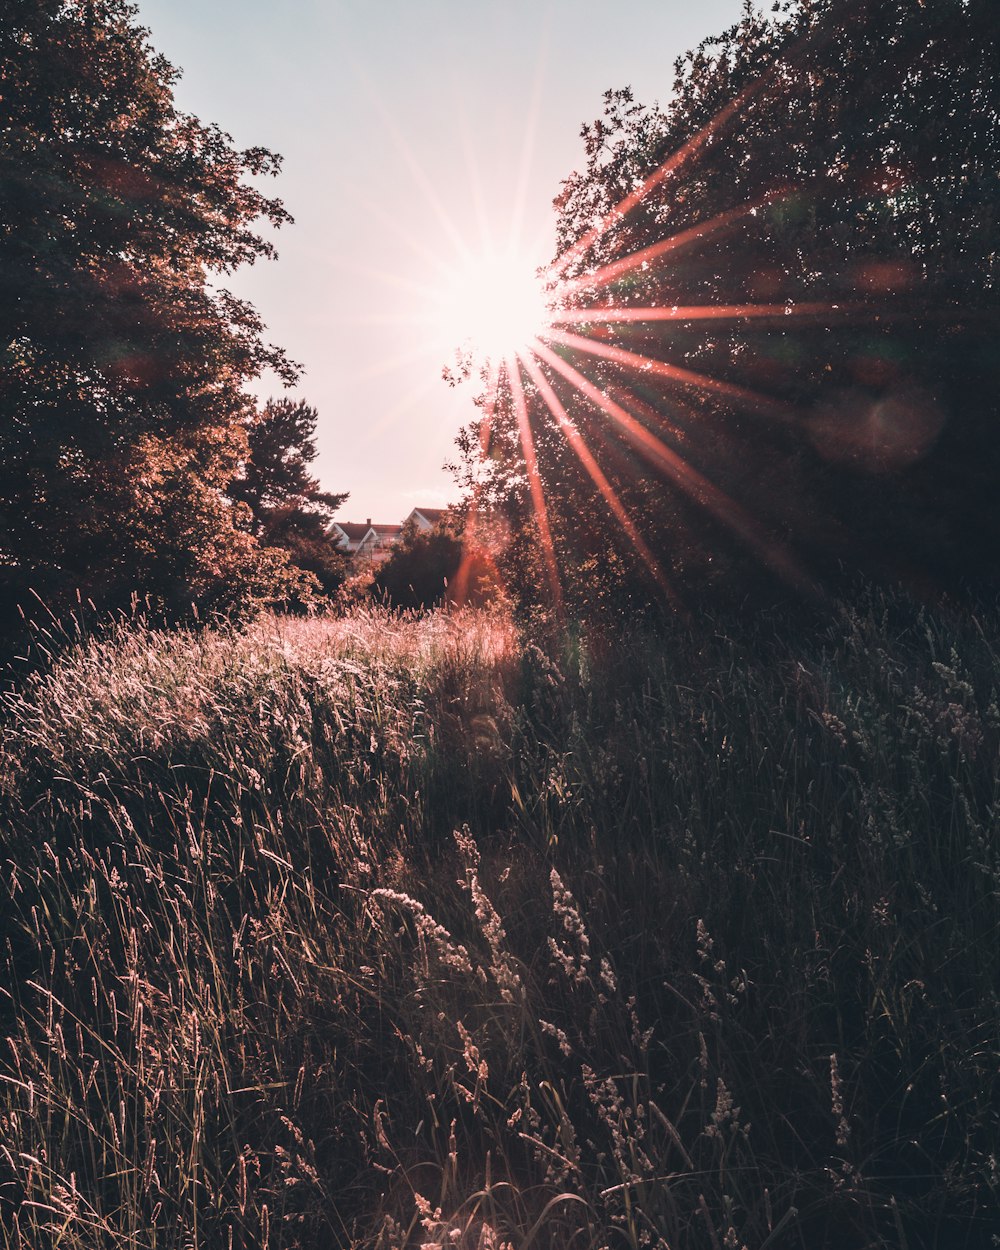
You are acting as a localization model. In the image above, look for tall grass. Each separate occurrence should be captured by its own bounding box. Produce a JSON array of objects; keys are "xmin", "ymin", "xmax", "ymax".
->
[{"xmin": 1, "ymin": 596, "xmax": 997, "ymax": 1248}]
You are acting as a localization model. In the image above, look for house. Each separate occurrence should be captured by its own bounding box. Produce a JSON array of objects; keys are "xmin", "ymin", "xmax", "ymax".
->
[
  {"xmin": 330, "ymin": 520, "xmax": 374, "ymax": 555},
  {"xmin": 404, "ymin": 507, "xmax": 449, "ymax": 532},
  {"xmin": 356, "ymin": 523, "xmax": 404, "ymax": 563},
  {"xmin": 331, "ymin": 517, "xmax": 405, "ymax": 565},
  {"xmin": 333, "ymin": 507, "xmax": 453, "ymax": 566}
]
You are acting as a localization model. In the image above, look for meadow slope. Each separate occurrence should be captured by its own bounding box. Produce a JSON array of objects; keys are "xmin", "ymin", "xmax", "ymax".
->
[{"xmin": 1, "ymin": 599, "xmax": 998, "ymax": 1248}]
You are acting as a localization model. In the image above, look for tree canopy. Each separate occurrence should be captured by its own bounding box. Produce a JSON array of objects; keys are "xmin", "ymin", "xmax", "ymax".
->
[
  {"xmin": 228, "ymin": 398, "xmax": 349, "ymax": 601},
  {"xmin": 0, "ymin": 0, "xmax": 327, "ymax": 625},
  {"xmin": 456, "ymin": 0, "xmax": 1000, "ymax": 619}
]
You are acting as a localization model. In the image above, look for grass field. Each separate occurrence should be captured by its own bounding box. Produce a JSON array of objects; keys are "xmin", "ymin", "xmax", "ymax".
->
[{"xmin": 1, "ymin": 596, "xmax": 998, "ymax": 1248}]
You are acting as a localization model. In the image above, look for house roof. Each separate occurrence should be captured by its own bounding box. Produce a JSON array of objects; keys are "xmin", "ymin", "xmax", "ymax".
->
[
  {"xmin": 334, "ymin": 522, "xmax": 372, "ymax": 540},
  {"xmin": 336, "ymin": 510, "xmax": 449, "ymax": 544}
]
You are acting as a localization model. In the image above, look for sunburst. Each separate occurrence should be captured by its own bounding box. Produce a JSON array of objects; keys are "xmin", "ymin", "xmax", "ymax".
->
[
  {"xmin": 444, "ymin": 77, "xmax": 914, "ymax": 613},
  {"xmin": 360, "ymin": 16, "xmax": 922, "ymax": 614},
  {"xmin": 430, "ymin": 246, "xmax": 554, "ymax": 371}
]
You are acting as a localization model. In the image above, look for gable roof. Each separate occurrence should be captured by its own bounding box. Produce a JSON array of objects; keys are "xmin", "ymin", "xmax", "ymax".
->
[
  {"xmin": 334, "ymin": 521, "xmax": 372, "ymax": 541},
  {"xmin": 411, "ymin": 507, "xmax": 448, "ymax": 524}
]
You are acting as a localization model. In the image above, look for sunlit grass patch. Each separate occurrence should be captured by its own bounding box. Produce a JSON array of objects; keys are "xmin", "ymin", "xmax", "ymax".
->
[{"xmin": 1, "ymin": 595, "xmax": 998, "ymax": 1248}]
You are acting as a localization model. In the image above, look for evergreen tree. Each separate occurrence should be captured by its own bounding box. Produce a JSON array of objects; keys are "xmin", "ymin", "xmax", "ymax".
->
[{"xmin": 229, "ymin": 398, "xmax": 348, "ymax": 601}]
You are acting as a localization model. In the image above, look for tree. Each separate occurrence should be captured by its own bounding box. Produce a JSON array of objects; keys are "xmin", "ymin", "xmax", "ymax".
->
[
  {"xmin": 369, "ymin": 513, "xmax": 501, "ymax": 610},
  {"xmin": 0, "ymin": 0, "xmax": 307, "ymax": 625},
  {"xmin": 228, "ymin": 398, "xmax": 349, "ymax": 601},
  {"xmin": 456, "ymin": 0, "xmax": 1000, "ymax": 618},
  {"xmin": 370, "ymin": 518, "xmax": 464, "ymax": 610}
]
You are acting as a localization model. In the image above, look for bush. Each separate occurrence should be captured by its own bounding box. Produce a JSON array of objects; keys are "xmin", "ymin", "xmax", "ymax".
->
[{"xmin": 372, "ymin": 521, "xmax": 500, "ymax": 610}]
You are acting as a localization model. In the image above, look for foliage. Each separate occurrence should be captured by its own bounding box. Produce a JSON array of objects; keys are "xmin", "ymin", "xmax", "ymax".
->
[
  {"xmin": 0, "ymin": 0, "xmax": 305, "ymax": 625},
  {"xmin": 457, "ymin": 0, "xmax": 1000, "ymax": 619},
  {"xmin": 1, "ymin": 593, "xmax": 999, "ymax": 1247},
  {"xmin": 229, "ymin": 398, "xmax": 349, "ymax": 602},
  {"xmin": 229, "ymin": 399, "xmax": 346, "ymax": 529},
  {"xmin": 370, "ymin": 515, "xmax": 495, "ymax": 612},
  {"xmin": 370, "ymin": 519, "xmax": 459, "ymax": 608}
]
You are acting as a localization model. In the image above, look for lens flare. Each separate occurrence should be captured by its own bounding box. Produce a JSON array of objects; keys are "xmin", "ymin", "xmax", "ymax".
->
[
  {"xmin": 433, "ymin": 248, "xmax": 551, "ymax": 367},
  {"xmin": 407, "ymin": 16, "xmax": 937, "ymax": 608}
]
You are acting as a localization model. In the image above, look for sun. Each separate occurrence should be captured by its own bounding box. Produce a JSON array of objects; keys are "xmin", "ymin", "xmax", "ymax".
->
[{"xmin": 432, "ymin": 246, "xmax": 552, "ymax": 368}]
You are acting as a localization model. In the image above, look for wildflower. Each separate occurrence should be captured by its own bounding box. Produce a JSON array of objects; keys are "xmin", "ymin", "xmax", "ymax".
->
[{"xmin": 454, "ymin": 827, "xmax": 521, "ymax": 1001}]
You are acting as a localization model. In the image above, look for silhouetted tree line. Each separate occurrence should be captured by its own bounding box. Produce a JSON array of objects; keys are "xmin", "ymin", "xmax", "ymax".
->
[
  {"xmin": 0, "ymin": 0, "xmax": 347, "ymax": 633},
  {"xmin": 456, "ymin": 0, "xmax": 1000, "ymax": 620}
]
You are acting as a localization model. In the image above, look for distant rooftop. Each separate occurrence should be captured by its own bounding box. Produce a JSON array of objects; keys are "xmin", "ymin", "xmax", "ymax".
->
[
  {"xmin": 335, "ymin": 508, "xmax": 451, "ymax": 535},
  {"xmin": 334, "ymin": 521, "xmax": 373, "ymax": 541}
]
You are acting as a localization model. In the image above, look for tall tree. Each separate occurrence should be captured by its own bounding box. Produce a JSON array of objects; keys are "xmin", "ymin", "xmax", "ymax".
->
[
  {"xmin": 458, "ymin": 0, "xmax": 1000, "ymax": 617},
  {"xmin": 0, "ymin": 0, "xmax": 305, "ymax": 623},
  {"xmin": 229, "ymin": 399, "xmax": 345, "ymax": 532}
]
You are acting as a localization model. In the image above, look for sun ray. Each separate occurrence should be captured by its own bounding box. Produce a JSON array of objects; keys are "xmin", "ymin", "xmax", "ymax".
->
[
  {"xmin": 529, "ymin": 339, "xmax": 812, "ymax": 588},
  {"xmin": 505, "ymin": 354, "xmax": 563, "ymax": 617},
  {"xmin": 543, "ymin": 327, "xmax": 797, "ymax": 422},
  {"xmin": 554, "ymin": 192, "xmax": 789, "ymax": 301},
  {"xmin": 550, "ymin": 300, "xmax": 839, "ymax": 325},
  {"xmin": 519, "ymin": 351, "xmax": 675, "ymax": 600}
]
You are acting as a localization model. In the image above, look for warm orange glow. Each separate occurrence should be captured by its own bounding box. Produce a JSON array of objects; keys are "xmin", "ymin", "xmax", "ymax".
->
[{"xmin": 505, "ymin": 354, "xmax": 563, "ymax": 617}]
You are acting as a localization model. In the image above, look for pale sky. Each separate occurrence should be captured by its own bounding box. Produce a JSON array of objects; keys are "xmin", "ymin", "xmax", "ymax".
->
[{"xmin": 135, "ymin": 0, "xmax": 744, "ymax": 525}]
